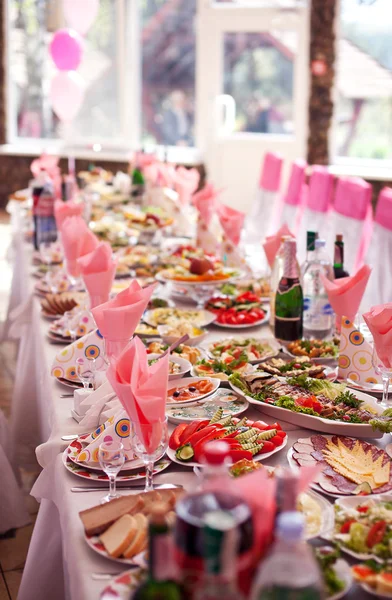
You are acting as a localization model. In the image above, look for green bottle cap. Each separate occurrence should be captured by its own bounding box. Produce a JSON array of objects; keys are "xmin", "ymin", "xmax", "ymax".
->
[{"xmin": 306, "ymin": 231, "xmax": 317, "ymax": 252}]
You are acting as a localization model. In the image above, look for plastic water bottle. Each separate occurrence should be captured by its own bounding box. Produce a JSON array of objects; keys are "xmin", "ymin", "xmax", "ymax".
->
[
  {"xmin": 302, "ymin": 239, "xmax": 334, "ymax": 339},
  {"xmin": 251, "ymin": 512, "xmax": 325, "ymax": 600}
]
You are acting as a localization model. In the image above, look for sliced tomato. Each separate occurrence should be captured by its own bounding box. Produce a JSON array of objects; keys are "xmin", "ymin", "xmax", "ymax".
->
[
  {"xmin": 270, "ymin": 435, "xmax": 284, "ymax": 447},
  {"xmin": 352, "ymin": 565, "xmax": 377, "ymax": 580},
  {"xmin": 259, "ymin": 441, "xmax": 276, "ymax": 454},
  {"xmin": 340, "ymin": 519, "xmax": 357, "ymax": 534},
  {"xmin": 232, "ymin": 347, "xmax": 244, "ymax": 359},
  {"xmin": 227, "ymin": 449, "xmax": 253, "ymax": 462},
  {"xmin": 366, "ymin": 521, "xmax": 387, "ymax": 548},
  {"xmin": 252, "ymin": 421, "xmax": 269, "ymax": 430},
  {"xmin": 276, "ymin": 431, "xmax": 287, "ymax": 439},
  {"xmin": 357, "ymin": 505, "xmax": 369, "ymax": 514}
]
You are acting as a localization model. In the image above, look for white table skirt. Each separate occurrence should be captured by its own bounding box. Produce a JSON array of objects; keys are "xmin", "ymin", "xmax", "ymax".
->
[{"xmin": 6, "ymin": 214, "xmax": 379, "ymax": 599}]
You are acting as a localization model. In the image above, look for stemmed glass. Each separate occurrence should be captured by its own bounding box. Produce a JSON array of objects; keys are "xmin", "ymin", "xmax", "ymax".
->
[
  {"xmin": 132, "ymin": 418, "xmax": 169, "ymax": 492},
  {"xmin": 98, "ymin": 441, "xmax": 125, "ymax": 503},
  {"xmin": 372, "ymin": 346, "xmax": 392, "ymax": 408},
  {"xmin": 64, "ymin": 310, "xmax": 78, "ymax": 341},
  {"xmin": 76, "ymin": 356, "xmax": 96, "ymax": 389},
  {"xmin": 193, "ymin": 284, "xmax": 213, "ymax": 309},
  {"xmin": 39, "ymin": 241, "xmax": 53, "ymax": 267}
]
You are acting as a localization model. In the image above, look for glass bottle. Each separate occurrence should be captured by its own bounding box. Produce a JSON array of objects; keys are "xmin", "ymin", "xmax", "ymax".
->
[
  {"xmin": 301, "ymin": 231, "xmax": 318, "ymax": 273},
  {"xmin": 333, "ymin": 234, "xmax": 349, "ymax": 279},
  {"xmin": 303, "ymin": 239, "xmax": 334, "ymax": 340},
  {"xmin": 195, "ymin": 511, "xmax": 245, "ymax": 600},
  {"xmin": 274, "ymin": 238, "xmax": 303, "ymax": 341},
  {"xmin": 251, "ymin": 512, "xmax": 325, "ymax": 600},
  {"xmin": 269, "ymin": 235, "xmax": 292, "ymax": 326},
  {"xmin": 133, "ymin": 503, "xmax": 184, "ymax": 600},
  {"xmin": 32, "ymin": 168, "xmax": 57, "ymax": 250}
]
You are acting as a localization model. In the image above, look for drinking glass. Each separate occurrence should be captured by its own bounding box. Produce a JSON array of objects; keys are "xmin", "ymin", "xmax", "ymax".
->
[
  {"xmin": 193, "ymin": 284, "xmax": 213, "ymax": 309},
  {"xmin": 64, "ymin": 310, "xmax": 78, "ymax": 341},
  {"xmin": 98, "ymin": 441, "xmax": 125, "ymax": 503},
  {"xmin": 372, "ymin": 346, "xmax": 392, "ymax": 408},
  {"xmin": 39, "ymin": 241, "xmax": 53, "ymax": 266},
  {"xmin": 76, "ymin": 356, "xmax": 96, "ymax": 389},
  {"xmin": 45, "ymin": 269, "xmax": 60, "ymax": 294},
  {"xmin": 132, "ymin": 418, "xmax": 169, "ymax": 492}
]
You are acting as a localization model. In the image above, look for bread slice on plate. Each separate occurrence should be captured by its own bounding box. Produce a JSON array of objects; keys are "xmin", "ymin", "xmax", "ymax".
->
[
  {"xmin": 99, "ymin": 514, "xmax": 137, "ymax": 558},
  {"xmin": 80, "ymin": 495, "xmax": 144, "ymax": 536},
  {"xmin": 123, "ymin": 513, "xmax": 148, "ymax": 558}
]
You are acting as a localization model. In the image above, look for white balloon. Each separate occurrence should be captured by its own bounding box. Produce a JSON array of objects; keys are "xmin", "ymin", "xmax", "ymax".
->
[{"xmin": 63, "ymin": 0, "xmax": 99, "ymax": 36}]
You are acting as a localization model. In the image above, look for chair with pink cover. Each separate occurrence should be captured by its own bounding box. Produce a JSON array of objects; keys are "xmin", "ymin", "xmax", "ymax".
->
[
  {"xmin": 243, "ymin": 152, "xmax": 283, "ymax": 243},
  {"xmin": 297, "ymin": 166, "xmax": 333, "ymax": 263},
  {"xmin": 217, "ymin": 203, "xmax": 248, "ymax": 269},
  {"xmin": 362, "ymin": 188, "xmax": 392, "ymax": 310},
  {"xmin": 327, "ymin": 176, "xmax": 372, "ymax": 273},
  {"xmin": 193, "ymin": 184, "xmax": 223, "ymax": 255},
  {"xmin": 277, "ymin": 159, "xmax": 307, "ymax": 235}
]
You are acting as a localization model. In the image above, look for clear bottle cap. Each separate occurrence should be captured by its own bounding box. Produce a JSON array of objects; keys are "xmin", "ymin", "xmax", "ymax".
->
[
  {"xmin": 276, "ymin": 511, "xmax": 305, "ymax": 542},
  {"xmin": 315, "ymin": 239, "xmax": 326, "ymax": 249}
]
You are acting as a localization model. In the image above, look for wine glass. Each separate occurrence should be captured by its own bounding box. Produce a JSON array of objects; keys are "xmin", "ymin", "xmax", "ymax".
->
[
  {"xmin": 193, "ymin": 284, "xmax": 213, "ymax": 309},
  {"xmin": 372, "ymin": 346, "xmax": 392, "ymax": 408},
  {"xmin": 98, "ymin": 441, "xmax": 125, "ymax": 503},
  {"xmin": 39, "ymin": 241, "xmax": 53, "ymax": 266},
  {"xmin": 132, "ymin": 418, "xmax": 169, "ymax": 492},
  {"xmin": 76, "ymin": 356, "xmax": 96, "ymax": 389},
  {"xmin": 64, "ymin": 310, "xmax": 78, "ymax": 341}
]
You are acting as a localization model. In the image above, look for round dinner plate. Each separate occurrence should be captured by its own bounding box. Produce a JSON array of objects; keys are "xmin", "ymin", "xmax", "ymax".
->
[
  {"xmin": 143, "ymin": 308, "xmax": 216, "ymax": 328},
  {"xmin": 62, "ymin": 449, "xmax": 171, "ymax": 482},
  {"xmin": 166, "ymin": 434, "xmax": 287, "ymax": 468},
  {"xmin": 166, "ymin": 389, "xmax": 249, "ymax": 423},
  {"xmin": 55, "ymin": 376, "xmax": 83, "ymax": 389},
  {"xmin": 147, "ymin": 353, "xmax": 191, "ymax": 381},
  {"xmin": 66, "ymin": 435, "xmax": 147, "ymax": 472},
  {"xmin": 166, "ymin": 376, "xmax": 220, "ymax": 406},
  {"xmin": 205, "ymin": 337, "xmax": 281, "ymax": 364},
  {"xmin": 211, "ymin": 307, "xmax": 270, "ymax": 330},
  {"xmin": 155, "ymin": 269, "xmax": 243, "ymax": 287},
  {"xmin": 100, "ymin": 569, "xmax": 146, "ymax": 599},
  {"xmin": 358, "ymin": 582, "xmax": 392, "ymax": 599},
  {"xmin": 285, "ymin": 348, "xmax": 338, "ymax": 365},
  {"xmin": 85, "ymin": 532, "xmax": 146, "ymax": 567}
]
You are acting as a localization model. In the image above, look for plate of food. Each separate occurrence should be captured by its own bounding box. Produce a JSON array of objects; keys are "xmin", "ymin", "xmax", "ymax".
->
[
  {"xmin": 156, "ymin": 263, "xmax": 241, "ymax": 285},
  {"xmin": 166, "ymin": 390, "xmax": 249, "ymax": 424},
  {"xmin": 167, "ymin": 414, "xmax": 287, "ymax": 466},
  {"xmin": 286, "ymin": 339, "xmax": 340, "ymax": 364},
  {"xmin": 66, "ymin": 435, "xmax": 146, "ymax": 472},
  {"xmin": 41, "ymin": 292, "xmax": 85, "ymax": 319},
  {"xmin": 145, "ymin": 341, "xmax": 204, "ymax": 365},
  {"xmin": 314, "ymin": 547, "xmax": 352, "ymax": 600},
  {"xmin": 219, "ymin": 279, "xmax": 271, "ymax": 303},
  {"xmin": 166, "ymin": 377, "xmax": 220, "ymax": 405},
  {"xmin": 229, "ymin": 372, "xmax": 392, "ymax": 437},
  {"xmin": 332, "ymin": 496, "xmax": 392, "ymax": 562},
  {"xmin": 206, "ymin": 337, "xmax": 280, "ymax": 364},
  {"xmin": 191, "ymin": 356, "xmax": 254, "ymax": 381},
  {"xmin": 143, "ymin": 308, "xmax": 216, "ymax": 328},
  {"xmin": 353, "ymin": 562, "xmax": 392, "ymax": 598},
  {"xmin": 256, "ymin": 354, "xmax": 328, "ymax": 379},
  {"xmin": 148, "ymin": 353, "xmax": 191, "ymax": 380},
  {"xmin": 157, "ymin": 323, "xmax": 208, "ymax": 347},
  {"xmin": 135, "ymin": 323, "xmax": 159, "ymax": 337},
  {"xmin": 205, "ymin": 291, "xmax": 269, "ymax": 328},
  {"xmin": 287, "ymin": 435, "xmax": 392, "ymax": 497},
  {"xmin": 79, "ymin": 488, "xmax": 183, "ymax": 566}
]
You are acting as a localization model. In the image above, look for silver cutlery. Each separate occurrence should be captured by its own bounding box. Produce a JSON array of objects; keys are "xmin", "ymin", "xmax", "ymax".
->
[
  {"xmin": 71, "ymin": 483, "xmax": 183, "ymax": 493},
  {"xmin": 61, "ymin": 434, "xmax": 80, "ymax": 441},
  {"xmin": 91, "ymin": 572, "xmax": 133, "ymax": 581},
  {"xmin": 60, "ymin": 394, "xmax": 74, "ymax": 398}
]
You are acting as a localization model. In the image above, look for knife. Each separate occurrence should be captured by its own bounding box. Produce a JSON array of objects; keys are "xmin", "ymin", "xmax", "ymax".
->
[{"xmin": 71, "ymin": 483, "xmax": 183, "ymax": 493}]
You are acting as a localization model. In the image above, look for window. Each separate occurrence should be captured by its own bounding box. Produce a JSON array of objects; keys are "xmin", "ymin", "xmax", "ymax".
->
[
  {"xmin": 6, "ymin": 0, "xmax": 197, "ymax": 152},
  {"xmin": 335, "ymin": 0, "xmax": 392, "ymax": 163}
]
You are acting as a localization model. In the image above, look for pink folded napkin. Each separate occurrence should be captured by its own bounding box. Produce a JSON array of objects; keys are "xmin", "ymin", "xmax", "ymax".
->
[
  {"xmin": 174, "ymin": 167, "xmax": 200, "ymax": 205},
  {"xmin": 91, "ymin": 279, "xmax": 156, "ymax": 342},
  {"xmin": 77, "ymin": 242, "xmax": 116, "ymax": 308},
  {"xmin": 307, "ymin": 166, "xmax": 333, "ymax": 213},
  {"xmin": 217, "ymin": 203, "xmax": 245, "ymax": 246},
  {"xmin": 193, "ymin": 183, "xmax": 221, "ymax": 225},
  {"xmin": 61, "ymin": 216, "xmax": 99, "ymax": 277},
  {"xmin": 363, "ymin": 304, "xmax": 392, "ymax": 368},
  {"xmin": 334, "ymin": 177, "xmax": 372, "ymax": 221},
  {"xmin": 144, "ymin": 161, "xmax": 177, "ymax": 188},
  {"xmin": 375, "ymin": 187, "xmax": 392, "ymax": 231},
  {"xmin": 107, "ymin": 337, "xmax": 169, "ymax": 452},
  {"xmin": 321, "ymin": 264, "xmax": 372, "ymax": 322},
  {"xmin": 54, "ymin": 200, "xmax": 83, "ymax": 229},
  {"xmin": 259, "ymin": 152, "xmax": 283, "ymax": 192},
  {"xmin": 262, "ymin": 224, "xmax": 295, "ymax": 268}
]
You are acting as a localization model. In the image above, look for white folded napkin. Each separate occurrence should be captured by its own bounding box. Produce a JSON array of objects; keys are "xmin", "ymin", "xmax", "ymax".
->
[{"xmin": 78, "ymin": 380, "xmax": 116, "ymax": 429}]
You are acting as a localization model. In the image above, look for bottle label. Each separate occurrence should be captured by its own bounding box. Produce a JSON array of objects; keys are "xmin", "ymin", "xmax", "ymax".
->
[{"xmin": 153, "ymin": 533, "xmax": 177, "ymax": 582}]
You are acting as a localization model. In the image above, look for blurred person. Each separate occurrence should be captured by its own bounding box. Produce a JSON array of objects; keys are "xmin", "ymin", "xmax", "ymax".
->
[
  {"xmin": 161, "ymin": 90, "xmax": 193, "ymax": 146},
  {"xmin": 246, "ymin": 95, "xmax": 270, "ymax": 133}
]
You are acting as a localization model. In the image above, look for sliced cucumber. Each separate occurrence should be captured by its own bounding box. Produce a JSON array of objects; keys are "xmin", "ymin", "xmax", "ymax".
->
[
  {"xmin": 240, "ymin": 443, "xmax": 261, "ymax": 456},
  {"xmin": 223, "ymin": 426, "xmax": 238, "ymax": 435},
  {"xmin": 257, "ymin": 429, "xmax": 277, "ymax": 441},
  {"xmin": 209, "ymin": 408, "xmax": 223, "ymax": 424},
  {"xmin": 354, "ymin": 482, "xmax": 372, "ymax": 495},
  {"xmin": 217, "ymin": 415, "xmax": 233, "ymax": 427},
  {"xmin": 235, "ymin": 428, "xmax": 260, "ymax": 442},
  {"xmin": 175, "ymin": 444, "xmax": 195, "ymax": 462},
  {"xmin": 235, "ymin": 417, "xmax": 247, "ymax": 429}
]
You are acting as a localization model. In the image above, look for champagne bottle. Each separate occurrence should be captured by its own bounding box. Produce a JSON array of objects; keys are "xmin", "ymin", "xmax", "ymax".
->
[
  {"xmin": 269, "ymin": 235, "xmax": 292, "ymax": 327},
  {"xmin": 133, "ymin": 503, "xmax": 184, "ymax": 600},
  {"xmin": 274, "ymin": 238, "xmax": 303, "ymax": 341},
  {"xmin": 333, "ymin": 234, "xmax": 349, "ymax": 279}
]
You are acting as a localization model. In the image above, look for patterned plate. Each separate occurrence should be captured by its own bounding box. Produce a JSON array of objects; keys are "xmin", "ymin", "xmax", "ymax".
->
[
  {"xmin": 67, "ymin": 436, "xmax": 145, "ymax": 472},
  {"xmin": 86, "ymin": 533, "xmax": 147, "ymax": 567},
  {"xmin": 61, "ymin": 449, "xmax": 171, "ymax": 481},
  {"xmin": 100, "ymin": 569, "xmax": 146, "ymax": 599},
  {"xmin": 166, "ymin": 389, "xmax": 249, "ymax": 424}
]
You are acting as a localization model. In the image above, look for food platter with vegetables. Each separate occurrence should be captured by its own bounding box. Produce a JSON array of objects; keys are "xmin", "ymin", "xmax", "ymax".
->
[
  {"xmin": 191, "ymin": 355, "xmax": 254, "ymax": 381},
  {"xmin": 205, "ymin": 291, "xmax": 268, "ymax": 328},
  {"xmin": 166, "ymin": 411, "xmax": 288, "ymax": 466},
  {"xmin": 257, "ymin": 354, "xmax": 327, "ymax": 379},
  {"xmin": 352, "ymin": 561, "xmax": 392, "ymax": 597},
  {"xmin": 314, "ymin": 547, "xmax": 352, "ymax": 600},
  {"xmin": 166, "ymin": 377, "xmax": 219, "ymax": 405},
  {"xmin": 286, "ymin": 339, "xmax": 340, "ymax": 363},
  {"xmin": 230, "ymin": 372, "xmax": 392, "ymax": 437},
  {"xmin": 166, "ymin": 390, "xmax": 248, "ymax": 424},
  {"xmin": 207, "ymin": 337, "xmax": 280, "ymax": 364}
]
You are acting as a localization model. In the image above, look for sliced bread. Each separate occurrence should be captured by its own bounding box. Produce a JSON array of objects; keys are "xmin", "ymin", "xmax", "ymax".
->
[
  {"xmin": 99, "ymin": 514, "xmax": 137, "ymax": 558},
  {"xmin": 123, "ymin": 514, "xmax": 148, "ymax": 558},
  {"xmin": 80, "ymin": 495, "xmax": 144, "ymax": 536}
]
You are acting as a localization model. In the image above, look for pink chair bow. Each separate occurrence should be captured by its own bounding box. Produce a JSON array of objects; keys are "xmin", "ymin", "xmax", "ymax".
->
[
  {"xmin": 259, "ymin": 152, "xmax": 283, "ymax": 192},
  {"xmin": 174, "ymin": 167, "xmax": 200, "ymax": 205},
  {"xmin": 31, "ymin": 153, "xmax": 61, "ymax": 198}
]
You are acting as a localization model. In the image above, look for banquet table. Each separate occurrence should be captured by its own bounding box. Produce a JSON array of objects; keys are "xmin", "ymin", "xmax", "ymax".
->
[{"xmin": 6, "ymin": 216, "xmax": 382, "ymax": 599}]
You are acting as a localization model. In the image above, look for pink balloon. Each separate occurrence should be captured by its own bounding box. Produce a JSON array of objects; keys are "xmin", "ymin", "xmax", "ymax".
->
[
  {"xmin": 50, "ymin": 29, "xmax": 83, "ymax": 71},
  {"xmin": 50, "ymin": 72, "xmax": 85, "ymax": 122},
  {"xmin": 63, "ymin": 0, "xmax": 100, "ymax": 36}
]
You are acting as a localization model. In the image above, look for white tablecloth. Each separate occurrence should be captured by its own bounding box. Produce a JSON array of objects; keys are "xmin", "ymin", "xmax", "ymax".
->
[{"xmin": 7, "ymin": 222, "xmax": 380, "ymax": 599}]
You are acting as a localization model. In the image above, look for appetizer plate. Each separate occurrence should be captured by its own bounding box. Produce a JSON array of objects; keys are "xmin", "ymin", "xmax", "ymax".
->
[
  {"xmin": 166, "ymin": 376, "xmax": 220, "ymax": 406},
  {"xmin": 143, "ymin": 308, "xmax": 216, "ymax": 328},
  {"xmin": 212, "ymin": 308, "xmax": 269, "ymax": 329},
  {"xmin": 158, "ymin": 326, "xmax": 208, "ymax": 347},
  {"xmin": 358, "ymin": 582, "xmax": 392, "ymax": 599},
  {"xmin": 205, "ymin": 337, "xmax": 281, "ymax": 364},
  {"xmin": 285, "ymin": 349, "xmax": 338, "ymax": 365},
  {"xmin": 328, "ymin": 559, "xmax": 353, "ymax": 600},
  {"xmin": 166, "ymin": 389, "xmax": 249, "ymax": 424},
  {"xmin": 100, "ymin": 568, "xmax": 146, "ymax": 599},
  {"xmin": 345, "ymin": 378, "xmax": 384, "ymax": 397},
  {"xmin": 85, "ymin": 532, "xmax": 146, "ymax": 567},
  {"xmin": 66, "ymin": 436, "xmax": 147, "ymax": 472},
  {"xmin": 166, "ymin": 434, "xmax": 287, "ymax": 468},
  {"xmin": 62, "ymin": 450, "xmax": 171, "ymax": 481},
  {"xmin": 299, "ymin": 489, "xmax": 335, "ymax": 540},
  {"xmin": 231, "ymin": 383, "xmax": 385, "ymax": 438},
  {"xmin": 155, "ymin": 269, "xmax": 242, "ymax": 287},
  {"xmin": 148, "ymin": 353, "xmax": 191, "ymax": 381},
  {"xmin": 55, "ymin": 376, "xmax": 83, "ymax": 389}
]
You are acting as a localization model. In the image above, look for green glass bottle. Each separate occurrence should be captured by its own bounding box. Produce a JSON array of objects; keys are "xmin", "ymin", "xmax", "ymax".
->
[
  {"xmin": 274, "ymin": 238, "xmax": 303, "ymax": 341},
  {"xmin": 133, "ymin": 503, "xmax": 184, "ymax": 600},
  {"xmin": 333, "ymin": 234, "xmax": 349, "ymax": 279}
]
